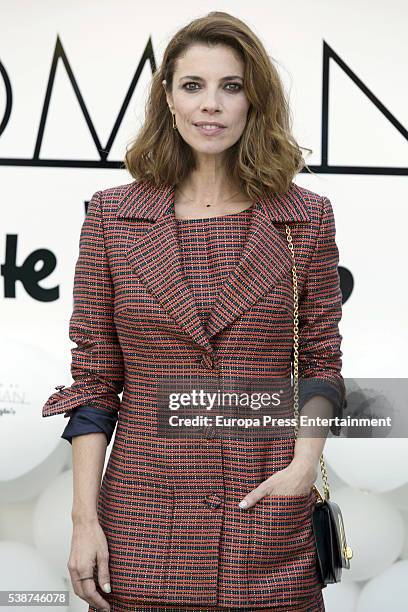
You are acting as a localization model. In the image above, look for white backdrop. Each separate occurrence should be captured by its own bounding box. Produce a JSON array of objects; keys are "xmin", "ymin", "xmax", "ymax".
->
[{"xmin": 1, "ymin": 1, "xmax": 407, "ymax": 610}]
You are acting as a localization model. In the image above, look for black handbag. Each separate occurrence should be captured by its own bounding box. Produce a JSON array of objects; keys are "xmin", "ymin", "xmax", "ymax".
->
[{"xmin": 284, "ymin": 224, "xmax": 353, "ymax": 588}]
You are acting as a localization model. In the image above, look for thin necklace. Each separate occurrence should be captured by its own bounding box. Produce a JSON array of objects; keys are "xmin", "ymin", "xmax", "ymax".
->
[{"xmin": 177, "ymin": 187, "xmax": 242, "ymax": 208}]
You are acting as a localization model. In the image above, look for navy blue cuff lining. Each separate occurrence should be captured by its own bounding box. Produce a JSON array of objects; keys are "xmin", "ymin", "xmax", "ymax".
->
[
  {"xmin": 298, "ymin": 379, "xmax": 346, "ymax": 436},
  {"xmin": 61, "ymin": 405, "xmax": 118, "ymax": 446}
]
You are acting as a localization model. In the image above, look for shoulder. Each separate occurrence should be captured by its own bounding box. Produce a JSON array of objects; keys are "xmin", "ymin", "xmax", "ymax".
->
[
  {"xmin": 95, "ymin": 180, "xmax": 138, "ymax": 215},
  {"xmin": 289, "ymin": 181, "xmax": 332, "ymax": 224},
  {"xmin": 99, "ymin": 179, "xmax": 137, "ymax": 199}
]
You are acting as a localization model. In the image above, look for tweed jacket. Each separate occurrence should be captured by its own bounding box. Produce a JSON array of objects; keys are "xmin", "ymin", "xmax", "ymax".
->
[{"xmin": 42, "ymin": 178, "xmax": 346, "ymax": 609}]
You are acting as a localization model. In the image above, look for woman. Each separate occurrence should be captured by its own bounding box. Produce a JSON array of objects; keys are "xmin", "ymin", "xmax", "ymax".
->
[{"xmin": 42, "ymin": 11, "xmax": 346, "ymax": 612}]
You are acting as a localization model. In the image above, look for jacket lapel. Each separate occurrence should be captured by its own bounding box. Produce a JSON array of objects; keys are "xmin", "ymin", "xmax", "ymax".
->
[{"xmin": 116, "ymin": 179, "xmax": 310, "ymax": 354}]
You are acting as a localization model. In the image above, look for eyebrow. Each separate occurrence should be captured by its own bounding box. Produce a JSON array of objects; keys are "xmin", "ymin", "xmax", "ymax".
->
[{"xmin": 178, "ymin": 75, "xmax": 244, "ymax": 82}]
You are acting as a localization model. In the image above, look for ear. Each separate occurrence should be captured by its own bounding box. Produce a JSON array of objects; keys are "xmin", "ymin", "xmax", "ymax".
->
[{"xmin": 162, "ymin": 79, "xmax": 173, "ymax": 111}]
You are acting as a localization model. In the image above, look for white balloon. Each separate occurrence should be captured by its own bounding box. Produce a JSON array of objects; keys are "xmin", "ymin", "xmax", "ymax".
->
[
  {"xmin": 0, "ymin": 497, "xmax": 37, "ymax": 545},
  {"xmin": 356, "ymin": 560, "xmax": 408, "ymax": 612},
  {"xmin": 322, "ymin": 579, "xmax": 361, "ymax": 611},
  {"xmin": 32, "ymin": 470, "xmax": 74, "ymax": 578},
  {"xmin": 0, "ymin": 337, "xmax": 72, "ymax": 481},
  {"xmin": 65, "ymin": 453, "xmax": 72, "ymax": 471},
  {"xmin": 329, "ymin": 487, "xmax": 405, "ymax": 581},
  {"xmin": 380, "ymin": 482, "xmax": 408, "ymax": 511},
  {"xmin": 0, "ymin": 442, "xmax": 69, "ymax": 503},
  {"xmin": 0, "ymin": 541, "xmax": 68, "ymax": 611},
  {"xmin": 324, "ymin": 438, "xmax": 408, "ymax": 492},
  {"xmin": 399, "ymin": 511, "xmax": 408, "ymax": 561}
]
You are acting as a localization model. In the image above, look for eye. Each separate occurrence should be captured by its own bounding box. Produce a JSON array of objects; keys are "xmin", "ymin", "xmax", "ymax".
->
[
  {"xmin": 225, "ymin": 83, "xmax": 243, "ymax": 92},
  {"xmin": 182, "ymin": 82, "xmax": 243, "ymax": 92},
  {"xmin": 183, "ymin": 82, "xmax": 200, "ymax": 91}
]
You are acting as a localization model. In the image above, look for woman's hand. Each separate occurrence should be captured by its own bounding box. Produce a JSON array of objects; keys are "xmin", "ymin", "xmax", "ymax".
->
[
  {"xmin": 68, "ymin": 517, "xmax": 111, "ymax": 611},
  {"xmin": 238, "ymin": 460, "xmax": 317, "ymax": 509}
]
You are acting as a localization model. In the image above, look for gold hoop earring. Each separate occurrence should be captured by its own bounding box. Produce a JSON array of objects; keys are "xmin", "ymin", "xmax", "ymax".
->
[{"xmin": 172, "ymin": 113, "xmax": 177, "ymax": 130}]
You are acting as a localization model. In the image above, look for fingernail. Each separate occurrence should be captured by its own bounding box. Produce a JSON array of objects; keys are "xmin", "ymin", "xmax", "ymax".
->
[
  {"xmin": 239, "ymin": 500, "xmax": 248, "ymax": 509},
  {"xmin": 102, "ymin": 583, "xmax": 111, "ymax": 593}
]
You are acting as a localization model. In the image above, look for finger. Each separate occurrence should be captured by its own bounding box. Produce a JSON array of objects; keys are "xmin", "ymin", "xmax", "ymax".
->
[
  {"xmin": 96, "ymin": 549, "xmax": 111, "ymax": 594},
  {"xmin": 238, "ymin": 486, "xmax": 266, "ymax": 510},
  {"xmin": 81, "ymin": 576, "xmax": 111, "ymax": 611},
  {"xmin": 72, "ymin": 567, "xmax": 110, "ymax": 611},
  {"xmin": 68, "ymin": 565, "xmax": 86, "ymax": 602}
]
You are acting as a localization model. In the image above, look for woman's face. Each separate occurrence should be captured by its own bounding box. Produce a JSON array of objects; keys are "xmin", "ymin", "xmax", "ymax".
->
[{"xmin": 163, "ymin": 43, "xmax": 250, "ymax": 159}]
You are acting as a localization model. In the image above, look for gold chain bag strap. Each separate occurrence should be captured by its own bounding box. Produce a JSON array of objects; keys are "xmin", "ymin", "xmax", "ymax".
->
[{"xmin": 284, "ymin": 224, "xmax": 353, "ymax": 587}]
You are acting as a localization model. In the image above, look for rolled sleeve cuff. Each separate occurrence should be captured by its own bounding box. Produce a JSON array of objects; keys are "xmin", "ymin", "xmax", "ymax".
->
[
  {"xmin": 61, "ymin": 405, "xmax": 118, "ymax": 446},
  {"xmin": 298, "ymin": 378, "xmax": 347, "ymax": 436}
]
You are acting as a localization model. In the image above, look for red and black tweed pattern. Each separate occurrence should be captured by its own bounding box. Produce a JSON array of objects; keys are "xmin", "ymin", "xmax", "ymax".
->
[{"xmin": 42, "ymin": 178, "xmax": 344, "ymax": 610}]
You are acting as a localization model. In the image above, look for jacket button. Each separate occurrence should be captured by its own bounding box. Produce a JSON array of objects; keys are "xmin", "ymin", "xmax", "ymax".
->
[
  {"xmin": 197, "ymin": 354, "xmax": 215, "ymax": 369},
  {"xmin": 204, "ymin": 494, "xmax": 223, "ymax": 508},
  {"xmin": 55, "ymin": 385, "xmax": 66, "ymax": 392}
]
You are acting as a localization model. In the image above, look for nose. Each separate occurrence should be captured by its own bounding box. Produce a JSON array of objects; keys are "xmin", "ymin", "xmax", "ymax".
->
[{"xmin": 199, "ymin": 88, "xmax": 222, "ymax": 114}]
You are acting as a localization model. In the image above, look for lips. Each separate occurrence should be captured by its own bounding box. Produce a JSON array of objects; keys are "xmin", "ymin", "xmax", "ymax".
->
[
  {"xmin": 193, "ymin": 122, "xmax": 227, "ymax": 136},
  {"xmin": 194, "ymin": 122, "xmax": 226, "ymax": 128}
]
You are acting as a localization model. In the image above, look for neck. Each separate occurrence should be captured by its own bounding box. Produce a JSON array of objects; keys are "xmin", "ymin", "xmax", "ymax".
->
[{"xmin": 176, "ymin": 162, "xmax": 245, "ymax": 207}]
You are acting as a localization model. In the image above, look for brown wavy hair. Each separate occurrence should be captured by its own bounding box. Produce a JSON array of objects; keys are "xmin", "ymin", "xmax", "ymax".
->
[{"xmin": 124, "ymin": 11, "xmax": 312, "ymax": 199}]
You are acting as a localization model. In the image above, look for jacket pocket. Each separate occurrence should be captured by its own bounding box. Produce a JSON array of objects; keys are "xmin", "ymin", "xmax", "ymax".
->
[
  {"xmin": 248, "ymin": 490, "xmax": 315, "ymax": 569},
  {"xmin": 97, "ymin": 475, "xmax": 174, "ymax": 598},
  {"xmin": 247, "ymin": 489, "xmax": 320, "ymax": 605},
  {"xmin": 247, "ymin": 489, "xmax": 323, "ymax": 607}
]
